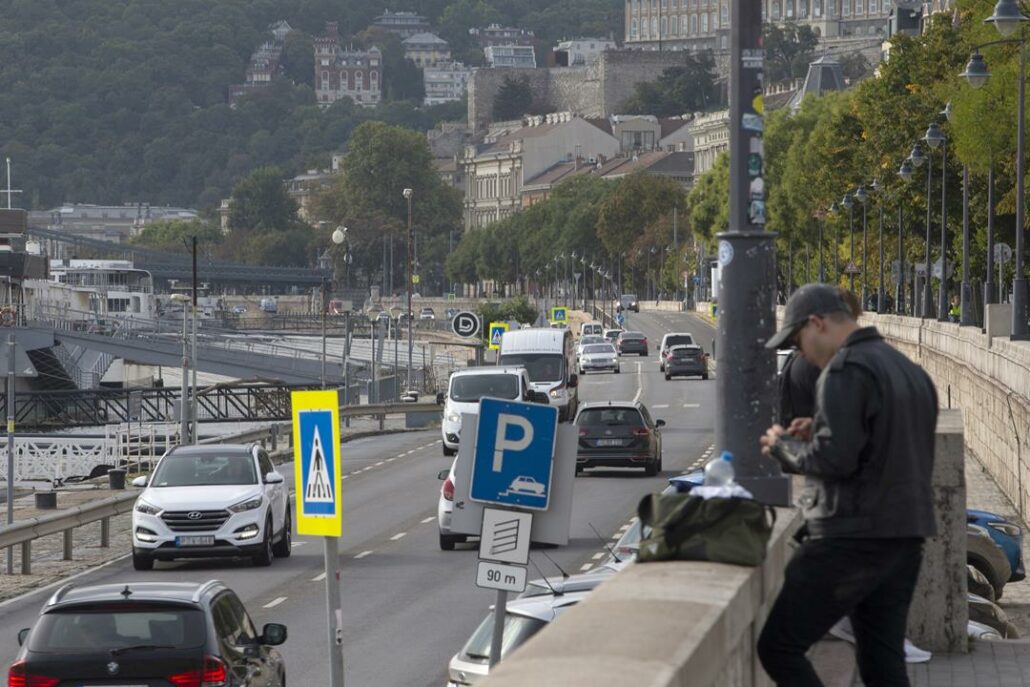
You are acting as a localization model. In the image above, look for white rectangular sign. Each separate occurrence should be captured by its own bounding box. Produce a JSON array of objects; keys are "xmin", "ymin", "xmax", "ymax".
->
[
  {"xmin": 476, "ymin": 560, "xmax": 528, "ymax": 593},
  {"xmin": 479, "ymin": 508, "xmax": 533, "ymax": 565}
]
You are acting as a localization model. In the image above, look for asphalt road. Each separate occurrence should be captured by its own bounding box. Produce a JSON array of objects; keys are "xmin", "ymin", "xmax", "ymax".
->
[{"xmin": 0, "ymin": 309, "xmax": 717, "ymax": 687}]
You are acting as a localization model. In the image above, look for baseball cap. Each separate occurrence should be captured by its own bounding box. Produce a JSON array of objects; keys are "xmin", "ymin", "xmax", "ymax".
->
[{"xmin": 765, "ymin": 284, "xmax": 852, "ymax": 350}]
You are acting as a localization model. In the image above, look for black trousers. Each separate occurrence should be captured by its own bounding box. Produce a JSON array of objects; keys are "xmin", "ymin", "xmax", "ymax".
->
[{"xmin": 757, "ymin": 536, "xmax": 924, "ymax": 687}]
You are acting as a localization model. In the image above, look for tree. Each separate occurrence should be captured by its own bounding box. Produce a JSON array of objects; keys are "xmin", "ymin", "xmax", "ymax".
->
[
  {"xmin": 493, "ymin": 76, "xmax": 533, "ymax": 121},
  {"xmin": 838, "ymin": 51, "xmax": 872, "ymax": 84},
  {"xmin": 621, "ymin": 55, "xmax": 721, "ymax": 116},
  {"xmin": 130, "ymin": 219, "xmax": 222, "ymax": 252},
  {"xmin": 227, "ymin": 166, "xmax": 300, "ymax": 234},
  {"xmin": 281, "ymin": 31, "xmax": 315, "ymax": 87},
  {"xmin": 596, "ymin": 174, "xmax": 687, "ymax": 255},
  {"xmin": 764, "ymin": 22, "xmax": 819, "ymax": 83}
]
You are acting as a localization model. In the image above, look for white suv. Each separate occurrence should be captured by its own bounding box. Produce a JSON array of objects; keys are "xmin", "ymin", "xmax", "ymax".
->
[
  {"xmin": 438, "ymin": 367, "xmax": 535, "ymax": 456},
  {"xmin": 131, "ymin": 444, "xmax": 291, "ymax": 570}
]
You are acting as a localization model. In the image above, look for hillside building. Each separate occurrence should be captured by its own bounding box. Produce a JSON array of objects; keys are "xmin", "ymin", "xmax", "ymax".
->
[
  {"xmin": 484, "ymin": 44, "xmax": 537, "ymax": 68},
  {"xmin": 314, "ymin": 22, "xmax": 382, "ymax": 107},
  {"xmin": 372, "ymin": 10, "xmax": 431, "ymax": 37},
  {"xmin": 424, "ymin": 61, "xmax": 473, "ymax": 105},
  {"xmin": 402, "ymin": 32, "xmax": 451, "ymax": 67}
]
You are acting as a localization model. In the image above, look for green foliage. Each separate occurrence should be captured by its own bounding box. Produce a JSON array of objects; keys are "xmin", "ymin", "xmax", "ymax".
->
[
  {"xmin": 764, "ymin": 22, "xmax": 819, "ymax": 83},
  {"xmin": 597, "ymin": 174, "xmax": 687, "ymax": 259},
  {"xmin": 129, "ymin": 219, "xmax": 223, "ymax": 252},
  {"xmin": 228, "ymin": 166, "xmax": 301, "ymax": 233},
  {"xmin": 686, "ymin": 152, "xmax": 729, "ymax": 244},
  {"xmin": 493, "ymin": 76, "xmax": 534, "ymax": 121},
  {"xmin": 621, "ymin": 57, "xmax": 722, "ymax": 116},
  {"xmin": 478, "ymin": 295, "xmax": 539, "ymax": 326}
]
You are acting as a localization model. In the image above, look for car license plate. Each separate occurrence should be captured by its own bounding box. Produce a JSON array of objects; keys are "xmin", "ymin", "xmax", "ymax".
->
[
  {"xmin": 176, "ymin": 535, "xmax": 215, "ymax": 547},
  {"xmin": 597, "ymin": 439, "xmax": 622, "ymax": 447}
]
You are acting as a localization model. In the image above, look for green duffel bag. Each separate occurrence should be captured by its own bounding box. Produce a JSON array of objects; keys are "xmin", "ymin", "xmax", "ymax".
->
[{"xmin": 636, "ymin": 493, "xmax": 776, "ymax": 567}]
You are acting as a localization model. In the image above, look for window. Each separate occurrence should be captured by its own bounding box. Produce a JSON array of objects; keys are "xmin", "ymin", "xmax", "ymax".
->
[
  {"xmin": 773, "ymin": 1, "xmax": 781, "ymax": 18},
  {"xmin": 258, "ymin": 451, "xmax": 274, "ymax": 477},
  {"xmin": 701, "ymin": 12, "xmax": 708, "ymax": 31},
  {"xmin": 670, "ymin": 15, "xmax": 677, "ymax": 34},
  {"xmin": 843, "ymin": 0, "xmax": 850, "ymax": 15},
  {"xmin": 631, "ymin": 18, "xmax": 638, "ymax": 36},
  {"xmin": 786, "ymin": 0, "xmax": 794, "ymax": 16},
  {"xmin": 869, "ymin": 0, "xmax": 877, "ymax": 11},
  {"xmin": 814, "ymin": 0, "xmax": 822, "ymax": 15},
  {"xmin": 681, "ymin": 13, "xmax": 687, "ymax": 33},
  {"xmin": 356, "ymin": 72, "xmax": 364, "ymax": 90},
  {"xmin": 856, "ymin": 0, "xmax": 864, "ymax": 12},
  {"xmin": 721, "ymin": 2, "xmax": 729, "ymax": 24},
  {"xmin": 690, "ymin": 13, "xmax": 698, "ymax": 32},
  {"xmin": 652, "ymin": 17, "xmax": 658, "ymax": 35},
  {"xmin": 661, "ymin": 16, "xmax": 667, "ymax": 35},
  {"xmin": 711, "ymin": 11, "xmax": 718, "ymax": 29},
  {"xmin": 321, "ymin": 70, "xmax": 329, "ymax": 87},
  {"xmin": 799, "ymin": 0, "xmax": 809, "ymax": 17}
]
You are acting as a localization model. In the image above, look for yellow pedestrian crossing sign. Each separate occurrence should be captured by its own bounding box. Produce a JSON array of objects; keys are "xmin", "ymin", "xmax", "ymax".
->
[
  {"xmin": 488, "ymin": 321, "xmax": 509, "ymax": 350},
  {"xmin": 550, "ymin": 306, "xmax": 567, "ymax": 323},
  {"xmin": 292, "ymin": 390, "xmax": 343, "ymax": 537}
]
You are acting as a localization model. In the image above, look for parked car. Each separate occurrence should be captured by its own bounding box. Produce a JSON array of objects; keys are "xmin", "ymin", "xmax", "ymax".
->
[
  {"xmin": 620, "ymin": 294, "xmax": 640, "ymax": 313},
  {"xmin": 967, "ymin": 523, "xmax": 1013, "ymax": 600},
  {"xmin": 445, "ymin": 591, "xmax": 591, "ymax": 686},
  {"xmin": 658, "ymin": 332, "xmax": 696, "ymax": 371},
  {"xmin": 420, "ymin": 307, "xmax": 436, "ymax": 320},
  {"xmin": 437, "ymin": 458, "xmax": 464, "ymax": 551},
  {"xmin": 574, "ymin": 401, "xmax": 664, "ymax": 476},
  {"xmin": 616, "ymin": 331, "xmax": 649, "ymax": 356},
  {"xmin": 130, "ymin": 443, "xmax": 291, "ymax": 570},
  {"xmin": 518, "ymin": 569, "xmax": 616, "ymax": 599},
  {"xmin": 259, "ymin": 297, "xmax": 277, "ymax": 314},
  {"xmin": 10, "ymin": 580, "xmax": 287, "ymax": 687},
  {"xmin": 578, "ymin": 343, "xmax": 620, "ymax": 375},
  {"xmin": 968, "ymin": 592, "xmax": 1021, "ymax": 638},
  {"xmin": 967, "ymin": 508, "xmax": 1025, "ymax": 582},
  {"xmin": 664, "ymin": 344, "xmax": 708, "ymax": 380},
  {"xmin": 231, "ymin": 305, "xmax": 248, "ymax": 315}
]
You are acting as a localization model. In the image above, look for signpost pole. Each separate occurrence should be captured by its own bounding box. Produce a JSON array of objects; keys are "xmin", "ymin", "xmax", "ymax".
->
[
  {"xmin": 324, "ymin": 535, "xmax": 344, "ymax": 687},
  {"xmin": 6, "ymin": 334, "xmax": 15, "ymax": 574},
  {"xmin": 489, "ymin": 590, "xmax": 508, "ymax": 668}
]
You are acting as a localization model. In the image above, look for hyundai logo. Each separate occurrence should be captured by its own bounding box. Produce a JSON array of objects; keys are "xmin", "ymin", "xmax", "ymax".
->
[
  {"xmin": 106, "ymin": 661, "xmax": 119, "ymax": 676},
  {"xmin": 187, "ymin": 511, "xmax": 203, "ymax": 520}
]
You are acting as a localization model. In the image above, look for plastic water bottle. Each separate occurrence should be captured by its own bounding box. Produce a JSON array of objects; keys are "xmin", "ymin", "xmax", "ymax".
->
[{"xmin": 703, "ymin": 450, "xmax": 736, "ymax": 487}]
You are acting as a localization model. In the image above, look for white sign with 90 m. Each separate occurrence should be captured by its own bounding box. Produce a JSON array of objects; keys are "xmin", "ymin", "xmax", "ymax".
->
[{"xmin": 476, "ymin": 560, "xmax": 528, "ymax": 593}]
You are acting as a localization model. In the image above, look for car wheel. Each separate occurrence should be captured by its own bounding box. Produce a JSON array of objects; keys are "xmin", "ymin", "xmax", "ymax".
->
[
  {"xmin": 439, "ymin": 532, "xmax": 458, "ymax": 551},
  {"xmin": 970, "ymin": 556, "xmax": 1007, "ymax": 600},
  {"xmin": 575, "ymin": 464, "xmax": 584, "ymax": 475},
  {"xmin": 702, "ymin": 373, "xmax": 709, "ymax": 380},
  {"xmin": 253, "ymin": 517, "xmax": 274, "ymax": 567},
  {"xmin": 664, "ymin": 373, "xmax": 671, "ymax": 381},
  {"xmin": 132, "ymin": 549, "xmax": 154, "ymax": 571},
  {"xmin": 644, "ymin": 461, "xmax": 658, "ymax": 477},
  {"xmin": 272, "ymin": 507, "xmax": 292, "ymax": 558},
  {"xmin": 615, "ymin": 367, "xmax": 621, "ymax": 374},
  {"xmin": 442, "ymin": 445, "xmax": 456, "ymax": 457},
  {"xmin": 659, "ymin": 363, "xmax": 664, "ymax": 372}
]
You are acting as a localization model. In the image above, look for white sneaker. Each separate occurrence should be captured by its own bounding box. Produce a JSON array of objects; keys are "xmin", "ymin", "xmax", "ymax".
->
[{"xmin": 827, "ymin": 617, "xmax": 932, "ymax": 664}]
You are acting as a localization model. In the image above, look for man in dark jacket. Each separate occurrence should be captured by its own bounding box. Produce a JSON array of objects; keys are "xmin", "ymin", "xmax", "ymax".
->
[{"xmin": 757, "ymin": 283, "xmax": 938, "ymax": 687}]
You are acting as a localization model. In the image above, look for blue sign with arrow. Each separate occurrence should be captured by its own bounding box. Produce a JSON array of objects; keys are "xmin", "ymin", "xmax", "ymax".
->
[{"xmin": 470, "ymin": 398, "xmax": 559, "ymax": 510}]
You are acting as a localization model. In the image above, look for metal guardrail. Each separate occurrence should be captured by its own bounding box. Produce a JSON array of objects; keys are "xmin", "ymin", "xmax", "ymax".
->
[{"xmin": 0, "ymin": 403, "xmax": 441, "ymax": 574}]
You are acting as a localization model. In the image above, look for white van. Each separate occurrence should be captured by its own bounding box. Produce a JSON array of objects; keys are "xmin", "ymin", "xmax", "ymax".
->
[
  {"xmin": 498, "ymin": 328, "xmax": 578, "ymax": 421},
  {"xmin": 439, "ymin": 367, "xmax": 535, "ymax": 456},
  {"xmin": 579, "ymin": 321, "xmax": 603, "ymax": 338}
]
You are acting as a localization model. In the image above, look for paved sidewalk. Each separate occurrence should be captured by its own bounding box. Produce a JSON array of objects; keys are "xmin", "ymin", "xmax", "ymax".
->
[{"xmin": 812, "ymin": 451, "xmax": 1030, "ymax": 685}]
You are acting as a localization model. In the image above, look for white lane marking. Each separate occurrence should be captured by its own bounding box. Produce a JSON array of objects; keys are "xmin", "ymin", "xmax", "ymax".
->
[
  {"xmin": 311, "ymin": 572, "xmax": 327, "ymax": 582},
  {"xmin": 683, "ymin": 403, "xmax": 700, "ymax": 408},
  {"xmin": 611, "ymin": 533, "xmax": 622, "ymax": 540},
  {"xmin": 579, "ymin": 563, "xmax": 593, "ymax": 572},
  {"xmin": 591, "ymin": 552, "xmax": 605, "ymax": 560},
  {"xmin": 421, "ymin": 516, "xmax": 435, "ymax": 524},
  {"xmin": 264, "ymin": 597, "xmax": 288, "ymax": 608},
  {"xmin": 386, "ymin": 457, "xmax": 396, "ymax": 462},
  {"xmin": 390, "ymin": 532, "xmax": 407, "ymax": 541},
  {"xmin": 291, "ymin": 541, "xmax": 307, "ymax": 548},
  {"xmin": 355, "ymin": 550, "xmax": 374, "ymax": 559},
  {"xmin": 632, "ymin": 362, "xmax": 643, "ymax": 403},
  {"xmin": 374, "ymin": 461, "xmax": 385, "ymax": 467},
  {"xmin": 653, "ymin": 404, "xmax": 669, "ymax": 409},
  {"xmin": 435, "ymin": 440, "xmax": 442, "ymax": 444}
]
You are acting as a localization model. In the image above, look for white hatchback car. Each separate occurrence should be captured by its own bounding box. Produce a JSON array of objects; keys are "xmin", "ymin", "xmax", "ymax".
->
[{"xmin": 131, "ymin": 444, "xmax": 291, "ymax": 570}]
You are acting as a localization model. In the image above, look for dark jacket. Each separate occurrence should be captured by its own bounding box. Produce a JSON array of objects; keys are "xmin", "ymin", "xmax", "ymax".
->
[
  {"xmin": 777, "ymin": 350, "xmax": 821, "ymax": 425},
  {"xmin": 772, "ymin": 327, "xmax": 938, "ymax": 539}
]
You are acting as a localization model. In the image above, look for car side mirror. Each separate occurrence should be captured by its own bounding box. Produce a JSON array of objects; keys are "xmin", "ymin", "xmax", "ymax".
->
[
  {"xmin": 264, "ymin": 472, "xmax": 284, "ymax": 484},
  {"xmin": 438, "ymin": 469, "xmax": 449, "ymax": 480},
  {"xmin": 568, "ymin": 374, "xmax": 579, "ymax": 388},
  {"xmin": 17, "ymin": 628, "xmax": 29, "ymax": 646},
  {"xmin": 436, "ymin": 392, "xmax": 445, "ymax": 405},
  {"xmin": 131, "ymin": 475, "xmax": 148, "ymax": 488},
  {"xmin": 655, "ymin": 419, "xmax": 666, "ymax": 428},
  {"xmin": 261, "ymin": 623, "xmax": 288, "ymax": 646}
]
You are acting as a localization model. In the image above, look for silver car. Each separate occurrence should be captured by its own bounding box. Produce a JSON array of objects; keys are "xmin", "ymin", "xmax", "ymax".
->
[
  {"xmin": 577, "ymin": 343, "xmax": 620, "ymax": 374},
  {"xmin": 446, "ymin": 590, "xmax": 591, "ymax": 686}
]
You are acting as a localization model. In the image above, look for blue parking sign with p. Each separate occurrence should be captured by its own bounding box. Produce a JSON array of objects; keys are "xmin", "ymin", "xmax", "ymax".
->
[{"xmin": 470, "ymin": 398, "xmax": 559, "ymax": 511}]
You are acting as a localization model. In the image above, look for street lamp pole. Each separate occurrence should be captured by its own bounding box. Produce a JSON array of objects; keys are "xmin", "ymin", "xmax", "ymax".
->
[
  {"xmin": 986, "ymin": 160, "xmax": 997, "ymax": 305},
  {"xmin": 878, "ymin": 190, "xmax": 886, "ymax": 313},
  {"xmin": 403, "ymin": 188, "xmax": 414, "ymax": 391},
  {"xmin": 856, "ymin": 185, "xmax": 869, "ymax": 305}
]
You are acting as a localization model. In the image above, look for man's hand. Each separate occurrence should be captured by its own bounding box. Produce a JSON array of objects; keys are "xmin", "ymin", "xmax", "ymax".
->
[
  {"xmin": 760, "ymin": 424, "xmax": 786, "ymax": 457},
  {"xmin": 787, "ymin": 417, "xmax": 814, "ymax": 441}
]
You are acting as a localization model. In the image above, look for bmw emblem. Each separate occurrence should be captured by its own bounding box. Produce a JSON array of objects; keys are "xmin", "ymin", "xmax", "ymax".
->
[
  {"xmin": 187, "ymin": 511, "xmax": 203, "ymax": 520},
  {"xmin": 107, "ymin": 661, "xmax": 119, "ymax": 676}
]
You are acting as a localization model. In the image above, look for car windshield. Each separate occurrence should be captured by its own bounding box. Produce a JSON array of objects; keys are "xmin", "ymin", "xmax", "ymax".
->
[
  {"xmin": 580, "ymin": 336, "xmax": 604, "ymax": 346},
  {"xmin": 584, "ymin": 344, "xmax": 615, "ymax": 354},
  {"xmin": 622, "ymin": 295, "xmax": 637, "ymax": 302},
  {"xmin": 498, "ymin": 354, "xmax": 564, "ymax": 382},
  {"xmin": 460, "ymin": 612, "xmax": 548, "ymax": 662},
  {"xmin": 28, "ymin": 606, "xmax": 207, "ymax": 653},
  {"xmin": 151, "ymin": 453, "xmax": 257, "ymax": 487},
  {"xmin": 663, "ymin": 334, "xmax": 694, "ymax": 348},
  {"xmin": 577, "ymin": 407, "xmax": 644, "ymax": 426},
  {"xmin": 450, "ymin": 374, "xmax": 520, "ymax": 402}
]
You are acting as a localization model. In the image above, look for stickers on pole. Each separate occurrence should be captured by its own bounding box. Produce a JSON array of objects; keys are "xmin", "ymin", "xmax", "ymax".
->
[{"xmin": 292, "ymin": 390, "xmax": 342, "ymax": 537}]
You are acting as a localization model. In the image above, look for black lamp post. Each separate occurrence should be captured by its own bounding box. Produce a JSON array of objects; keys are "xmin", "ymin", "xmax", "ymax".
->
[
  {"xmin": 898, "ymin": 157, "xmax": 914, "ymax": 315},
  {"xmin": 856, "ymin": 184, "xmax": 869, "ymax": 307},
  {"xmin": 908, "ymin": 141, "xmax": 932, "ymax": 318},
  {"xmin": 962, "ymin": 0, "xmax": 1029, "ymax": 338},
  {"xmin": 924, "ymin": 121, "xmax": 950, "ymax": 321},
  {"xmin": 842, "ymin": 191, "xmax": 855, "ymax": 292}
]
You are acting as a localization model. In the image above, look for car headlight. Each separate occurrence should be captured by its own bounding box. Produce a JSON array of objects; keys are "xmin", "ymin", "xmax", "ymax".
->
[
  {"xmin": 988, "ymin": 522, "xmax": 1021, "ymax": 537},
  {"xmin": 549, "ymin": 388, "xmax": 563, "ymax": 398},
  {"xmin": 135, "ymin": 499, "xmax": 161, "ymax": 516},
  {"xmin": 447, "ymin": 413, "xmax": 460, "ymax": 423},
  {"xmin": 228, "ymin": 496, "xmax": 263, "ymax": 513}
]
